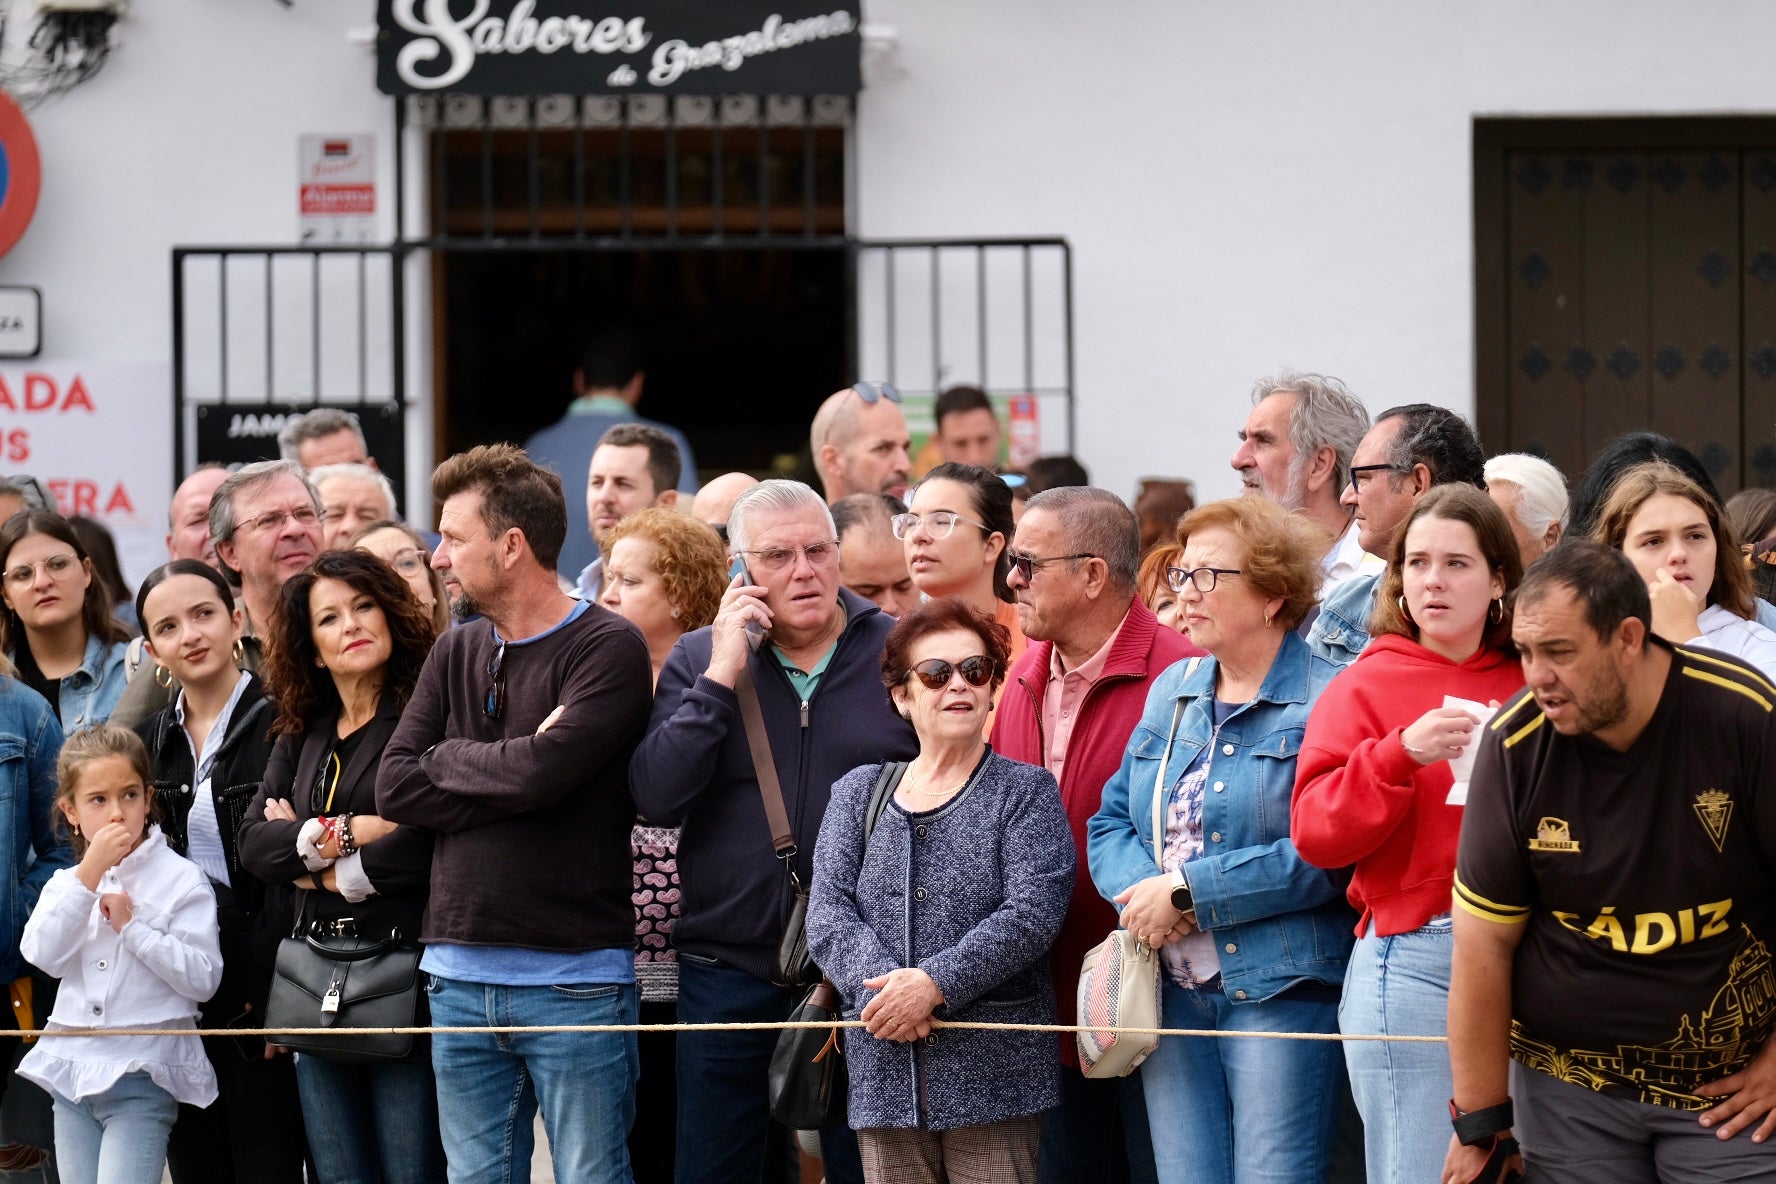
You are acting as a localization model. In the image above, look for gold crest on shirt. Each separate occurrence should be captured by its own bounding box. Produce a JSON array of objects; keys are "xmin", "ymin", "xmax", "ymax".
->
[
  {"xmin": 1527, "ymin": 817, "xmax": 1581, "ymax": 853},
  {"xmin": 1694, "ymin": 789, "xmax": 1734, "ymax": 853}
]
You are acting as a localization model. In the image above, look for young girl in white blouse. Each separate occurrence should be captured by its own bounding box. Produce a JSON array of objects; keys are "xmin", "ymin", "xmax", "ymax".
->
[{"xmin": 18, "ymin": 725, "xmax": 222, "ymax": 1184}]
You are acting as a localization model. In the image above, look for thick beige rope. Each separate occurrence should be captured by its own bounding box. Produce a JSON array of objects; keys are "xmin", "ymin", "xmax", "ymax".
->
[{"xmin": 7, "ymin": 1021, "xmax": 1448, "ymax": 1043}]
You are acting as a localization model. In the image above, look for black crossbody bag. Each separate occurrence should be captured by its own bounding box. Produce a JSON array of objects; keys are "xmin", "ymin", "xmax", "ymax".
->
[{"xmin": 767, "ymin": 761, "xmax": 904, "ymax": 1130}]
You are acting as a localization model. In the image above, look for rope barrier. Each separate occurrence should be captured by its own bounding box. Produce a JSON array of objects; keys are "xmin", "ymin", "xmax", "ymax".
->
[{"xmin": 3, "ymin": 1021, "xmax": 1449, "ymax": 1043}]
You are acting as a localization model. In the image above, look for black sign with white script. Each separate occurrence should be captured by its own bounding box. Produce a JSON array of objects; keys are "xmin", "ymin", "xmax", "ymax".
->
[{"xmin": 377, "ymin": 0, "xmax": 863, "ymax": 96}]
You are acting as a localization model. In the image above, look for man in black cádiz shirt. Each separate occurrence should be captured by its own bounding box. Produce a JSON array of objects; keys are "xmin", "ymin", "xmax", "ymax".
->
[{"xmin": 1446, "ymin": 543, "xmax": 1776, "ymax": 1184}]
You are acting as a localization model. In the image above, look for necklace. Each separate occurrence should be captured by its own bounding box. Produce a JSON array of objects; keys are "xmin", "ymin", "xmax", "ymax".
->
[{"xmin": 905, "ymin": 764, "xmax": 967, "ymax": 798}]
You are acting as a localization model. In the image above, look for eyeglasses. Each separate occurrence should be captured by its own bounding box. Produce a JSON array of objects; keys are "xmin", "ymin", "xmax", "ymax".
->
[
  {"xmin": 484, "ymin": 639, "xmax": 507, "ymax": 719},
  {"xmin": 241, "ymin": 505, "xmax": 322, "ymax": 535},
  {"xmin": 734, "ymin": 541, "xmax": 841, "ymax": 574},
  {"xmin": 907, "ymin": 655, "xmax": 996, "ymax": 690},
  {"xmin": 1166, "ymin": 567, "xmax": 1243, "ymax": 594},
  {"xmin": 382, "ymin": 547, "xmax": 429, "ymax": 577},
  {"xmin": 890, "ymin": 511, "xmax": 990, "ymax": 541},
  {"xmin": 851, "ymin": 380, "xmax": 902, "ymax": 404},
  {"xmin": 3, "ymin": 552, "xmax": 80, "ymax": 587},
  {"xmin": 1347, "ymin": 463, "xmax": 1405, "ymax": 495},
  {"xmin": 1006, "ymin": 551, "xmax": 1096, "ymax": 583}
]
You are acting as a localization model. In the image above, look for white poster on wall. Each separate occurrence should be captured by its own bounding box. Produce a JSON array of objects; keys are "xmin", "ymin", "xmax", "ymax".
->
[
  {"xmin": 299, "ymin": 134, "xmax": 377, "ymax": 243},
  {"xmin": 0, "ymin": 360, "xmax": 172, "ymax": 588}
]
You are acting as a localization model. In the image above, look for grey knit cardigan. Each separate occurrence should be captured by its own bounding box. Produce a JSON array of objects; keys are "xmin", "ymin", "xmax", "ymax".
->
[{"xmin": 807, "ymin": 750, "xmax": 1075, "ymax": 1131}]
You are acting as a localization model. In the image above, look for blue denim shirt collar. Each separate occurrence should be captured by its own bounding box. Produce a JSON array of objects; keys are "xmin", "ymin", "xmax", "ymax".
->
[
  {"xmin": 64, "ymin": 633, "xmax": 113, "ymax": 689},
  {"xmin": 1174, "ymin": 630, "xmax": 1314, "ymax": 711}
]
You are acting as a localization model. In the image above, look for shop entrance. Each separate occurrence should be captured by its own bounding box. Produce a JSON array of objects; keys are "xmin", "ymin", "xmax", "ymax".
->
[
  {"xmin": 436, "ymin": 244, "xmax": 849, "ymax": 479},
  {"xmin": 169, "ymin": 94, "xmax": 1077, "ymax": 513}
]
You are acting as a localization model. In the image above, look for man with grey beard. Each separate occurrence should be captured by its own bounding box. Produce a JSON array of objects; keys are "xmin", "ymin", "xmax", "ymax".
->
[{"xmin": 1230, "ymin": 370, "xmax": 1374, "ymax": 595}]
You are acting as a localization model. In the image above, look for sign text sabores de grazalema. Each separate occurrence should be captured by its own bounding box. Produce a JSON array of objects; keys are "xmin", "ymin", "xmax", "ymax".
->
[{"xmin": 377, "ymin": 0, "xmax": 863, "ymax": 95}]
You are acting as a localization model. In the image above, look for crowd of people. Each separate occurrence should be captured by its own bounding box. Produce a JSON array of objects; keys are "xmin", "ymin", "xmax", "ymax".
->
[{"xmin": 0, "ymin": 365, "xmax": 1766, "ymax": 1184}]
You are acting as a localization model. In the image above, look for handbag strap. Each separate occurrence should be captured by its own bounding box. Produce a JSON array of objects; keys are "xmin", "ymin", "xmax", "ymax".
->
[
  {"xmin": 864, "ymin": 762, "xmax": 905, "ymax": 846},
  {"xmin": 736, "ymin": 664, "xmax": 798, "ymax": 866},
  {"xmin": 1151, "ymin": 657, "xmax": 1202, "ymax": 865}
]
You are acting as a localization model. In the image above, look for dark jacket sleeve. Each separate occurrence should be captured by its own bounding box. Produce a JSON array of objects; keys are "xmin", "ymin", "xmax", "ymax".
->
[
  {"xmin": 238, "ymin": 732, "xmax": 310, "ymax": 886},
  {"xmin": 376, "ymin": 642, "xmax": 512, "ymax": 833},
  {"xmin": 354, "ymin": 824, "xmax": 434, "ymax": 897},
  {"xmin": 416, "ymin": 625, "xmax": 651, "ymax": 812},
  {"xmin": 628, "ymin": 632, "xmax": 740, "ymax": 826}
]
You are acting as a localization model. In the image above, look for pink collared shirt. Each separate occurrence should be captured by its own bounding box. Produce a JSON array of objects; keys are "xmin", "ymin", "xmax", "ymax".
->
[{"xmin": 1040, "ymin": 609, "xmax": 1130, "ymax": 779}]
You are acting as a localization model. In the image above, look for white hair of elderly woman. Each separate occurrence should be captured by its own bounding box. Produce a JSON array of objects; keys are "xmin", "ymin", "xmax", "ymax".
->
[{"xmin": 1483, "ymin": 453, "xmax": 1568, "ymax": 537}]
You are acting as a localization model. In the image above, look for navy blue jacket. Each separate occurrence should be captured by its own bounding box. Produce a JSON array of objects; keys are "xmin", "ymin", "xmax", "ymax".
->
[
  {"xmin": 809, "ymin": 753, "xmax": 1074, "ymax": 1130},
  {"xmin": 629, "ymin": 590, "xmax": 918, "ymax": 983}
]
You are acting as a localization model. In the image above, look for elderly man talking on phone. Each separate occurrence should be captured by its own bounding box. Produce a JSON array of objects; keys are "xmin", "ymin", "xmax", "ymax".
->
[{"xmin": 631, "ymin": 478, "xmax": 917, "ymax": 1184}]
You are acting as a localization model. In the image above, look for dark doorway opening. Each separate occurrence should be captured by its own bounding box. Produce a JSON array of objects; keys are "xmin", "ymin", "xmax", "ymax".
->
[{"xmin": 437, "ymin": 246, "xmax": 850, "ymax": 478}]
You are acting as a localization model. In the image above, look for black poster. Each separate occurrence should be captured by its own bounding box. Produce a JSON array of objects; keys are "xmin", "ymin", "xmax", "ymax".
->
[
  {"xmin": 194, "ymin": 404, "xmax": 407, "ymax": 515},
  {"xmin": 376, "ymin": 0, "xmax": 863, "ymax": 96}
]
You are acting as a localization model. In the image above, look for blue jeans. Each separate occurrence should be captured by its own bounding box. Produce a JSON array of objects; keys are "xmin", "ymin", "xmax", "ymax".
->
[
  {"xmin": 426, "ymin": 974, "xmax": 639, "ymax": 1184},
  {"xmin": 51, "ymin": 1072, "xmax": 177, "ymax": 1184},
  {"xmin": 296, "ymin": 1052, "xmax": 445, "ymax": 1184},
  {"xmin": 674, "ymin": 955, "xmax": 861, "ymax": 1184},
  {"xmin": 1339, "ymin": 924, "xmax": 1454, "ymax": 1184},
  {"xmin": 1038, "ymin": 1069, "xmax": 1157, "ymax": 1184},
  {"xmin": 1141, "ymin": 981, "xmax": 1342, "ymax": 1184}
]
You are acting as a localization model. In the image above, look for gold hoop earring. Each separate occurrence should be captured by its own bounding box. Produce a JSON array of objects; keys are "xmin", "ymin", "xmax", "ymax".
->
[
  {"xmin": 1489, "ymin": 597, "xmax": 1504, "ymax": 624},
  {"xmin": 153, "ymin": 664, "xmax": 172, "ymax": 689},
  {"xmin": 232, "ymin": 639, "xmax": 246, "ymax": 665},
  {"xmin": 1397, "ymin": 595, "xmax": 1412, "ymax": 622}
]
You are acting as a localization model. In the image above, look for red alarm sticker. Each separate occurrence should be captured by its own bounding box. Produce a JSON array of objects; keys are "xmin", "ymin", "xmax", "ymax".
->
[{"xmin": 0, "ymin": 91, "xmax": 42, "ymax": 259}]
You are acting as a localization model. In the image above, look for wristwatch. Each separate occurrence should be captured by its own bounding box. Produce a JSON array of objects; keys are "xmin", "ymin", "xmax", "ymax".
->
[
  {"xmin": 1169, "ymin": 868, "xmax": 1194, "ymax": 914},
  {"xmin": 1449, "ymin": 1098, "xmax": 1514, "ymax": 1147}
]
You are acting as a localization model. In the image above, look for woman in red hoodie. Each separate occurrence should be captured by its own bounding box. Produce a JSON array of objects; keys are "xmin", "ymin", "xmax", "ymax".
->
[{"xmin": 1290, "ymin": 484, "xmax": 1526, "ymax": 1184}]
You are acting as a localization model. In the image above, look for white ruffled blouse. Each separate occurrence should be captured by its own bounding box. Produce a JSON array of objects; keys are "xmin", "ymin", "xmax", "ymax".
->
[{"xmin": 18, "ymin": 826, "xmax": 222, "ymax": 1106}]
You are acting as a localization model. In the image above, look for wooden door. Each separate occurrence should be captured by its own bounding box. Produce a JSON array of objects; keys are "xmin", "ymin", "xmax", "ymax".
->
[{"xmin": 1476, "ymin": 120, "xmax": 1776, "ymax": 494}]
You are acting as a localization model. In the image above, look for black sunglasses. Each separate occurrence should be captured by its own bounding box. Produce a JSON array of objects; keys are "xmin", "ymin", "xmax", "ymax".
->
[
  {"xmin": 485, "ymin": 638, "xmax": 508, "ymax": 719},
  {"xmin": 852, "ymin": 380, "xmax": 902, "ymax": 404},
  {"xmin": 1007, "ymin": 551, "xmax": 1096, "ymax": 583},
  {"xmin": 907, "ymin": 655, "xmax": 995, "ymax": 690}
]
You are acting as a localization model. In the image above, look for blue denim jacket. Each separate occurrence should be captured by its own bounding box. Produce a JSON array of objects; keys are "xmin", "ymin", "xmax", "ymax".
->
[
  {"xmin": 1304, "ymin": 572, "xmax": 1377, "ymax": 667},
  {"xmin": 47, "ymin": 636, "xmax": 130, "ymax": 730},
  {"xmin": 0, "ymin": 678, "xmax": 69, "ymax": 981},
  {"xmin": 1086, "ymin": 633, "xmax": 1356, "ymax": 1002}
]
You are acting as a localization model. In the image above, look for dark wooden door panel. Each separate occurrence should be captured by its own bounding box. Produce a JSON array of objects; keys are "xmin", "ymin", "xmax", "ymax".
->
[
  {"xmin": 1649, "ymin": 151, "xmax": 1741, "ymax": 495},
  {"xmin": 1743, "ymin": 152, "xmax": 1776, "ymax": 489},
  {"xmin": 1478, "ymin": 121, "xmax": 1776, "ymax": 494},
  {"xmin": 1506, "ymin": 151, "xmax": 1587, "ymax": 474},
  {"xmin": 1580, "ymin": 152, "xmax": 1651, "ymax": 462}
]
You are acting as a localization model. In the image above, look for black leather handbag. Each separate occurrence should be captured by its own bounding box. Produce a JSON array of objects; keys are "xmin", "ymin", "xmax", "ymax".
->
[
  {"xmin": 769, "ymin": 980, "xmax": 847, "ymax": 1129},
  {"xmin": 265, "ymin": 925, "xmax": 423, "ymax": 1064},
  {"xmin": 766, "ymin": 762, "xmax": 904, "ymax": 1129}
]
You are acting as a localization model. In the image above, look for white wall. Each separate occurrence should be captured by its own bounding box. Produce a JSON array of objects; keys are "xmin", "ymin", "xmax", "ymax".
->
[
  {"xmin": 0, "ymin": 0, "xmax": 399, "ymax": 553},
  {"xmin": 6, "ymin": 0, "xmax": 1776, "ymax": 545},
  {"xmin": 856, "ymin": 0, "xmax": 1776, "ymax": 504}
]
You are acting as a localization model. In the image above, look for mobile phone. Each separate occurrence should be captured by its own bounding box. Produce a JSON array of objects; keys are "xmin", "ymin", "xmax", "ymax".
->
[{"xmin": 728, "ymin": 556, "xmax": 767, "ymax": 647}]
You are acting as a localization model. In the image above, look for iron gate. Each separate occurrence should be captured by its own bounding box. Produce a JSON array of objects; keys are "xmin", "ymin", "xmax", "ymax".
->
[{"xmin": 172, "ymin": 95, "xmax": 1074, "ymax": 499}]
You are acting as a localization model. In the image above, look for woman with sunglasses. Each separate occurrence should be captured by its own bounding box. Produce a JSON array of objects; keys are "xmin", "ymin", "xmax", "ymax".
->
[
  {"xmin": 1291, "ymin": 485, "xmax": 1527, "ymax": 1184},
  {"xmin": 0, "ymin": 511, "xmax": 132, "ymax": 730},
  {"xmin": 350, "ymin": 518, "xmax": 451, "ymax": 634},
  {"xmin": 1086, "ymin": 498, "xmax": 1355, "ymax": 1184},
  {"xmin": 894, "ymin": 462, "xmax": 1027, "ymax": 700},
  {"xmin": 131, "ymin": 560, "xmax": 304, "ymax": 1184},
  {"xmin": 808, "ymin": 597, "xmax": 1074, "ymax": 1182},
  {"xmin": 239, "ymin": 550, "xmax": 442, "ymax": 1184}
]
